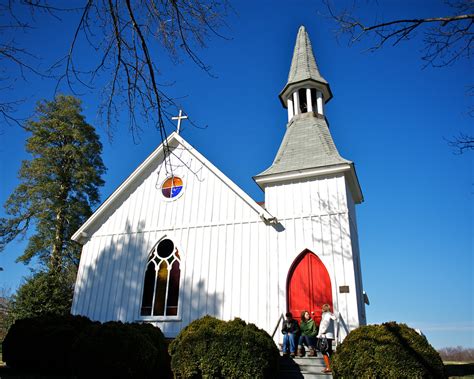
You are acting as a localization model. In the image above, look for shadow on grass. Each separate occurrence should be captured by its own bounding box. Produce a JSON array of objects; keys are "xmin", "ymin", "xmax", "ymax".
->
[{"xmin": 444, "ymin": 362, "xmax": 474, "ymax": 377}]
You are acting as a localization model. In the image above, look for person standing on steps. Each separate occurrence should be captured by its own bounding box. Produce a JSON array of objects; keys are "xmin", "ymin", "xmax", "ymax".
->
[
  {"xmin": 317, "ymin": 304, "xmax": 337, "ymax": 373},
  {"xmin": 297, "ymin": 310, "xmax": 318, "ymax": 357},
  {"xmin": 281, "ymin": 312, "xmax": 299, "ymax": 357}
]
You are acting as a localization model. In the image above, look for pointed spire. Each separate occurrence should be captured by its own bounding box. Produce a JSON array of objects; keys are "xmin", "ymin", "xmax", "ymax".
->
[
  {"xmin": 279, "ymin": 26, "xmax": 332, "ymax": 106},
  {"xmin": 287, "ymin": 25, "xmax": 327, "ymax": 85}
]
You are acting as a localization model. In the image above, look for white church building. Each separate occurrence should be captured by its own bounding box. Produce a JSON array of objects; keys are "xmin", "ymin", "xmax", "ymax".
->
[{"xmin": 71, "ymin": 26, "xmax": 367, "ymax": 343}]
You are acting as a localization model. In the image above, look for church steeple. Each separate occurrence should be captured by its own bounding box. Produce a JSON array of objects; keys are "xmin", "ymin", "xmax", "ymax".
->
[
  {"xmin": 254, "ymin": 26, "xmax": 363, "ymax": 204},
  {"xmin": 280, "ymin": 26, "xmax": 333, "ymax": 122}
]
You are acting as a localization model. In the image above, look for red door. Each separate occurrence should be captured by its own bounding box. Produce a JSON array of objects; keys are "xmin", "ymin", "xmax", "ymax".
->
[{"xmin": 287, "ymin": 250, "xmax": 333, "ymax": 325}]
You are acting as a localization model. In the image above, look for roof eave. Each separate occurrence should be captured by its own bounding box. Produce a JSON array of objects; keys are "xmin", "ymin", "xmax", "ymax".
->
[
  {"xmin": 254, "ymin": 163, "xmax": 363, "ymax": 204},
  {"xmin": 71, "ymin": 132, "xmax": 180, "ymax": 243},
  {"xmin": 279, "ymin": 79, "xmax": 333, "ymax": 108},
  {"xmin": 254, "ymin": 163, "xmax": 350, "ymax": 188}
]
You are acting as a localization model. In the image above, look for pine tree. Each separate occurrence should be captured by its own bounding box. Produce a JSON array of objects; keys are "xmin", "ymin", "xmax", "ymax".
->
[{"xmin": 0, "ymin": 95, "xmax": 105, "ymax": 273}]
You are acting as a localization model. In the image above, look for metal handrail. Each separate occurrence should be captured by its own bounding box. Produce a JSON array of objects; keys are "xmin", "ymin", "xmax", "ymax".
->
[{"xmin": 271, "ymin": 313, "xmax": 285, "ymax": 339}]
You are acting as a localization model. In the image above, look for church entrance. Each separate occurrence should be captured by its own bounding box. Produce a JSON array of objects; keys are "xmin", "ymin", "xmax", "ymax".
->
[{"xmin": 287, "ymin": 250, "xmax": 333, "ymax": 325}]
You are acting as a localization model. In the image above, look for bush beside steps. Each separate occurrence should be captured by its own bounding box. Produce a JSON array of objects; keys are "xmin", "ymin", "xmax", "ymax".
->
[
  {"xmin": 169, "ymin": 315, "xmax": 280, "ymax": 378},
  {"xmin": 332, "ymin": 322, "xmax": 446, "ymax": 378}
]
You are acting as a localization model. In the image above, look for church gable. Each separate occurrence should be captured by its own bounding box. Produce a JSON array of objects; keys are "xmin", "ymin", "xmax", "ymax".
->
[
  {"xmin": 72, "ymin": 133, "xmax": 276, "ymax": 329},
  {"xmin": 73, "ymin": 133, "xmax": 271, "ymax": 243}
]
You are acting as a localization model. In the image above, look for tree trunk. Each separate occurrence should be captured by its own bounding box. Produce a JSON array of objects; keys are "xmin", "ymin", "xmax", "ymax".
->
[{"xmin": 51, "ymin": 183, "xmax": 69, "ymax": 272}]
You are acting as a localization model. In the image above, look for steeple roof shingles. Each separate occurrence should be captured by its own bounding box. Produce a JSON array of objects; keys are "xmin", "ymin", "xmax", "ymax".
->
[
  {"xmin": 257, "ymin": 113, "xmax": 350, "ymax": 177},
  {"xmin": 286, "ymin": 25, "xmax": 328, "ymax": 86}
]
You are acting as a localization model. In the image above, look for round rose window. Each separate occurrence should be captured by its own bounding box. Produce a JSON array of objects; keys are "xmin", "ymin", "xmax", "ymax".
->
[{"xmin": 162, "ymin": 176, "xmax": 183, "ymax": 199}]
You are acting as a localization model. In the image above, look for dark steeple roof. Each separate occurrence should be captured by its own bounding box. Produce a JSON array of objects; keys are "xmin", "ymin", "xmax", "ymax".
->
[
  {"xmin": 287, "ymin": 26, "xmax": 327, "ymax": 86},
  {"xmin": 256, "ymin": 113, "xmax": 350, "ymax": 177},
  {"xmin": 279, "ymin": 25, "xmax": 332, "ymax": 105}
]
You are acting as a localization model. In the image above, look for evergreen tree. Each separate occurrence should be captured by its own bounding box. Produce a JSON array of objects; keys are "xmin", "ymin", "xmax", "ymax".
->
[
  {"xmin": 0, "ymin": 95, "xmax": 105, "ymax": 273},
  {"xmin": 9, "ymin": 271, "xmax": 74, "ymax": 319}
]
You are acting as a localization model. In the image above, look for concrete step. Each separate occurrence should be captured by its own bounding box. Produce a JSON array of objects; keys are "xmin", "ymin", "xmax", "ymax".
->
[
  {"xmin": 279, "ymin": 355, "xmax": 332, "ymax": 379},
  {"xmin": 278, "ymin": 369, "xmax": 332, "ymax": 379}
]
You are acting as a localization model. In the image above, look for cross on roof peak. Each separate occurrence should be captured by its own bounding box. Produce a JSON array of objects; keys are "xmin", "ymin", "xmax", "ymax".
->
[{"xmin": 172, "ymin": 109, "xmax": 188, "ymax": 134}]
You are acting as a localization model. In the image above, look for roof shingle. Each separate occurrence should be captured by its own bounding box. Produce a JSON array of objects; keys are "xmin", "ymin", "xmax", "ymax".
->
[
  {"xmin": 285, "ymin": 25, "xmax": 328, "ymax": 87},
  {"xmin": 256, "ymin": 112, "xmax": 350, "ymax": 177}
]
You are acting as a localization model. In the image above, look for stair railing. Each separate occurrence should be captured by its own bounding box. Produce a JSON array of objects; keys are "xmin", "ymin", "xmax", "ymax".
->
[{"xmin": 271, "ymin": 313, "xmax": 285, "ymax": 339}]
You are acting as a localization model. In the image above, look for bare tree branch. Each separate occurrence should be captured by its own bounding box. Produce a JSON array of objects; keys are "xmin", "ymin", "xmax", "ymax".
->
[
  {"xmin": 324, "ymin": 0, "xmax": 473, "ymax": 154},
  {"xmin": 446, "ymin": 133, "xmax": 474, "ymax": 153},
  {"xmin": 324, "ymin": 0, "xmax": 473, "ymax": 67},
  {"xmin": 0, "ymin": 0, "xmax": 230, "ymax": 152}
]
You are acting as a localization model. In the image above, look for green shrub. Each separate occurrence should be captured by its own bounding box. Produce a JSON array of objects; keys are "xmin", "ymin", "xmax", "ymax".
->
[
  {"xmin": 10, "ymin": 271, "xmax": 74, "ymax": 320},
  {"xmin": 169, "ymin": 316, "xmax": 279, "ymax": 379},
  {"xmin": 332, "ymin": 322, "xmax": 446, "ymax": 378},
  {"xmin": 71, "ymin": 321, "xmax": 171, "ymax": 378},
  {"xmin": 2, "ymin": 314, "xmax": 171, "ymax": 378},
  {"xmin": 2, "ymin": 313, "xmax": 93, "ymax": 371}
]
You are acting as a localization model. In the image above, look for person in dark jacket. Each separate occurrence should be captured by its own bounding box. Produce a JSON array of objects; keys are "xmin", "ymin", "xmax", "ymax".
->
[{"xmin": 281, "ymin": 312, "xmax": 299, "ymax": 357}]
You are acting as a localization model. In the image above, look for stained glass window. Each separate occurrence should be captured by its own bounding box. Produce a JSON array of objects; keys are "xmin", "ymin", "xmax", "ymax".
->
[
  {"xmin": 161, "ymin": 176, "xmax": 183, "ymax": 199},
  {"xmin": 141, "ymin": 239, "xmax": 181, "ymax": 317}
]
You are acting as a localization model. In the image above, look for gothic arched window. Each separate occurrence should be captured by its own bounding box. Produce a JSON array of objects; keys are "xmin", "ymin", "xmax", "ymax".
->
[{"xmin": 140, "ymin": 239, "xmax": 181, "ymax": 317}]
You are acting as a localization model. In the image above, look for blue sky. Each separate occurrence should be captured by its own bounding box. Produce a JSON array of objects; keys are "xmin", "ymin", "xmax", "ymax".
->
[{"xmin": 0, "ymin": 1, "xmax": 472, "ymax": 348}]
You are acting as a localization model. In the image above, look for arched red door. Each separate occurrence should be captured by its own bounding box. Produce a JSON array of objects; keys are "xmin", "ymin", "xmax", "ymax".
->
[{"xmin": 287, "ymin": 250, "xmax": 333, "ymax": 325}]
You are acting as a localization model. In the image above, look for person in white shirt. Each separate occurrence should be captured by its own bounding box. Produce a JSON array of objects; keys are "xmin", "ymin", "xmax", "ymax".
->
[{"xmin": 317, "ymin": 304, "xmax": 337, "ymax": 373}]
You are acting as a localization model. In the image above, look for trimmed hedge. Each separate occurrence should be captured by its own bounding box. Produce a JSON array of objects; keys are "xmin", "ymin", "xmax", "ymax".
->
[
  {"xmin": 71, "ymin": 321, "xmax": 170, "ymax": 378},
  {"xmin": 169, "ymin": 316, "xmax": 279, "ymax": 379},
  {"xmin": 2, "ymin": 313, "xmax": 93, "ymax": 371},
  {"xmin": 332, "ymin": 322, "xmax": 446, "ymax": 378},
  {"xmin": 2, "ymin": 314, "xmax": 171, "ymax": 378}
]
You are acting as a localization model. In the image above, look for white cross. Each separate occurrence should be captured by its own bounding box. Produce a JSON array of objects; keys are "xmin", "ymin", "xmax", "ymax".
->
[{"xmin": 172, "ymin": 109, "xmax": 188, "ymax": 134}]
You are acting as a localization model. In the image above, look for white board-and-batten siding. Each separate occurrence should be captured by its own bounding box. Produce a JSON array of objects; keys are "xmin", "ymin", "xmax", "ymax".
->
[
  {"xmin": 264, "ymin": 174, "xmax": 365, "ymax": 338},
  {"xmin": 72, "ymin": 137, "xmax": 276, "ymax": 337},
  {"xmin": 72, "ymin": 134, "xmax": 365, "ymax": 340}
]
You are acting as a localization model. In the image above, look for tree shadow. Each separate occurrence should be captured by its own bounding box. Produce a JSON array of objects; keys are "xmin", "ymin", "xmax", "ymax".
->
[{"xmin": 72, "ymin": 219, "xmax": 222, "ymax": 338}]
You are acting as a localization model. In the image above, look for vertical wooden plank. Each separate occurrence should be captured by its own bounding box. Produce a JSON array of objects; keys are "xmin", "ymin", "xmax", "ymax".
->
[
  {"xmin": 240, "ymin": 222, "xmax": 250, "ymax": 321},
  {"xmin": 199, "ymin": 226, "xmax": 211, "ymax": 316},
  {"xmin": 127, "ymin": 231, "xmax": 150, "ymax": 322},
  {"xmin": 112, "ymin": 231, "xmax": 133, "ymax": 321},
  {"xmin": 300, "ymin": 179, "xmax": 310, "ymax": 217},
  {"xmin": 231, "ymin": 223, "xmax": 242, "ymax": 318},
  {"xmin": 185, "ymin": 227, "xmax": 197, "ymax": 324},
  {"xmin": 215, "ymin": 224, "xmax": 226, "ymax": 319},
  {"xmin": 81, "ymin": 237, "xmax": 100, "ymax": 317},
  {"xmin": 102, "ymin": 234, "xmax": 119, "ymax": 321},
  {"xmin": 207, "ymin": 225, "xmax": 218, "ymax": 315},
  {"xmin": 178, "ymin": 227, "xmax": 190, "ymax": 324},
  {"xmin": 95, "ymin": 236, "xmax": 114, "ymax": 322},
  {"xmin": 222, "ymin": 224, "xmax": 233, "ymax": 320},
  {"xmin": 87, "ymin": 236, "xmax": 106, "ymax": 320},
  {"xmin": 322, "ymin": 177, "xmax": 331, "ymax": 215},
  {"xmin": 310, "ymin": 180, "xmax": 321, "ymax": 216},
  {"xmin": 140, "ymin": 163, "xmax": 155, "ymax": 231},
  {"xmin": 73, "ymin": 239, "xmax": 93, "ymax": 314}
]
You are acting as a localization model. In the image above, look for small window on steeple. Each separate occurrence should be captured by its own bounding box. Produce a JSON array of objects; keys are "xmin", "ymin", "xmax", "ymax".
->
[{"xmin": 298, "ymin": 88, "xmax": 308, "ymax": 113}]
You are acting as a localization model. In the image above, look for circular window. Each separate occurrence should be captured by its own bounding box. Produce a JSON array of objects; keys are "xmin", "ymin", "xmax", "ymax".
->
[
  {"xmin": 162, "ymin": 176, "xmax": 183, "ymax": 199},
  {"xmin": 157, "ymin": 239, "xmax": 174, "ymax": 258}
]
